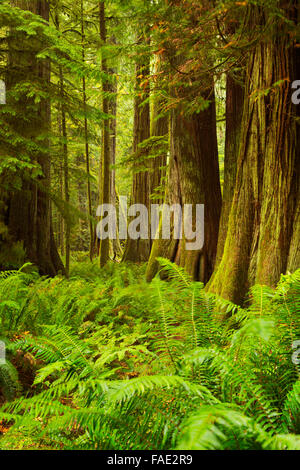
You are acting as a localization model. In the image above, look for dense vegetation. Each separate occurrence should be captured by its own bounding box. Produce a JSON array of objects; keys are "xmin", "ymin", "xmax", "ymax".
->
[
  {"xmin": 0, "ymin": 0, "xmax": 299, "ymax": 452},
  {"xmin": 0, "ymin": 259, "xmax": 299, "ymax": 449}
]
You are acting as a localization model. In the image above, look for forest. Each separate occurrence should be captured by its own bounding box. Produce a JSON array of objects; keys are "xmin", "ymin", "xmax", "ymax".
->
[{"xmin": 0, "ymin": 0, "xmax": 299, "ymax": 453}]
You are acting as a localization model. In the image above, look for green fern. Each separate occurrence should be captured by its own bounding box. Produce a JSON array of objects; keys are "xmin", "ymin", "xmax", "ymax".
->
[
  {"xmin": 0, "ymin": 360, "xmax": 20, "ymax": 401},
  {"xmin": 0, "ymin": 262, "xmax": 299, "ymax": 450}
]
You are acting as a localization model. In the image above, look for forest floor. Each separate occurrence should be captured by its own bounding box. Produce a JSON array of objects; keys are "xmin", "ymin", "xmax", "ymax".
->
[{"xmin": 0, "ymin": 256, "xmax": 299, "ymax": 450}]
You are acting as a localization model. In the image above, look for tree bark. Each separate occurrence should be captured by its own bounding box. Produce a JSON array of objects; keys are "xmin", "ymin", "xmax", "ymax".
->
[
  {"xmin": 122, "ymin": 33, "xmax": 151, "ymax": 262},
  {"xmin": 81, "ymin": 0, "xmax": 94, "ymax": 261},
  {"xmin": 59, "ymin": 65, "xmax": 70, "ymax": 277},
  {"xmin": 213, "ymin": 73, "xmax": 244, "ymax": 268},
  {"xmin": 98, "ymin": 0, "xmax": 111, "ymax": 267},
  {"xmin": 209, "ymin": 4, "xmax": 299, "ymax": 304},
  {"xmin": 149, "ymin": 57, "xmax": 168, "ymax": 207},
  {"xmin": 108, "ymin": 37, "xmax": 122, "ymax": 259},
  {"xmin": 0, "ymin": 0, "xmax": 64, "ymax": 276},
  {"xmin": 146, "ymin": 81, "xmax": 222, "ymax": 283},
  {"xmin": 287, "ymin": 23, "xmax": 300, "ymax": 273}
]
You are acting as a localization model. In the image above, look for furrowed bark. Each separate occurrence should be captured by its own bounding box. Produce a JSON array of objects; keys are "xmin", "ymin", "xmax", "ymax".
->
[
  {"xmin": 214, "ymin": 73, "xmax": 244, "ymax": 268},
  {"xmin": 146, "ymin": 82, "xmax": 222, "ymax": 283},
  {"xmin": 209, "ymin": 4, "xmax": 299, "ymax": 303},
  {"xmin": 0, "ymin": 0, "xmax": 65, "ymax": 276},
  {"xmin": 99, "ymin": 0, "xmax": 111, "ymax": 267},
  {"xmin": 122, "ymin": 33, "xmax": 151, "ymax": 262}
]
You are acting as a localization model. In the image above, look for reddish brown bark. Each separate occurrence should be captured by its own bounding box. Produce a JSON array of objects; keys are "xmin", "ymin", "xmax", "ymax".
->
[
  {"xmin": 146, "ymin": 82, "xmax": 222, "ymax": 283},
  {"xmin": 209, "ymin": 4, "xmax": 299, "ymax": 304},
  {"xmin": 122, "ymin": 34, "xmax": 151, "ymax": 262}
]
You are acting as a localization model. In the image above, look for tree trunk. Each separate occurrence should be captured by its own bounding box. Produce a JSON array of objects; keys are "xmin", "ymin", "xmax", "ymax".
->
[
  {"xmin": 98, "ymin": 0, "xmax": 111, "ymax": 267},
  {"xmin": 287, "ymin": 27, "xmax": 300, "ymax": 273},
  {"xmin": 60, "ymin": 65, "xmax": 70, "ymax": 277},
  {"xmin": 81, "ymin": 0, "xmax": 94, "ymax": 261},
  {"xmin": 108, "ymin": 37, "xmax": 122, "ymax": 259},
  {"xmin": 122, "ymin": 33, "xmax": 151, "ymax": 262},
  {"xmin": 57, "ymin": 110, "xmax": 65, "ymax": 256},
  {"xmin": 213, "ymin": 73, "xmax": 244, "ymax": 268},
  {"xmin": 209, "ymin": 4, "xmax": 299, "ymax": 304},
  {"xmin": 0, "ymin": 0, "xmax": 64, "ymax": 276},
  {"xmin": 146, "ymin": 81, "xmax": 222, "ymax": 282},
  {"xmin": 149, "ymin": 57, "xmax": 168, "ymax": 207}
]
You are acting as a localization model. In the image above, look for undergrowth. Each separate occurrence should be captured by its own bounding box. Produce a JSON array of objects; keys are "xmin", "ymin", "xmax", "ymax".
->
[{"xmin": 0, "ymin": 258, "xmax": 299, "ymax": 450}]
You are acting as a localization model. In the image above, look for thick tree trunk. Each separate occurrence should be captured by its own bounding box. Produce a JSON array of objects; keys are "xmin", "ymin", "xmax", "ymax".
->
[
  {"xmin": 146, "ymin": 82, "xmax": 222, "ymax": 283},
  {"xmin": 122, "ymin": 34, "xmax": 151, "ymax": 262},
  {"xmin": 287, "ymin": 33, "xmax": 300, "ymax": 273},
  {"xmin": 0, "ymin": 0, "xmax": 64, "ymax": 275},
  {"xmin": 209, "ymin": 5, "xmax": 299, "ymax": 304},
  {"xmin": 213, "ymin": 73, "xmax": 244, "ymax": 268},
  {"xmin": 149, "ymin": 57, "xmax": 168, "ymax": 207}
]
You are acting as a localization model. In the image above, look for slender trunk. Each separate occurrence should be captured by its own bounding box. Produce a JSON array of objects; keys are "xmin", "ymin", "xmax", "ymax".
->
[
  {"xmin": 60, "ymin": 66, "xmax": 70, "ymax": 277},
  {"xmin": 108, "ymin": 38, "xmax": 122, "ymax": 259},
  {"xmin": 99, "ymin": 0, "xmax": 110, "ymax": 267},
  {"xmin": 76, "ymin": 154, "xmax": 87, "ymax": 251},
  {"xmin": 57, "ymin": 110, "xmax": 65, "ymax": 255},
  {"xmin": 81, "ymin": 0, "xmax": 94, "ymax": 261}
]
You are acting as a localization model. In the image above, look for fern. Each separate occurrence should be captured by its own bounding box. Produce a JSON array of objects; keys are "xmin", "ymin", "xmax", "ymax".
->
[
  {"xmin": 0, "ymin": 360, "xmax": 20, "ymax": 401},
  {"xmin": 0, "ymin": 262, "xmax": 299, "ymax": 450}
]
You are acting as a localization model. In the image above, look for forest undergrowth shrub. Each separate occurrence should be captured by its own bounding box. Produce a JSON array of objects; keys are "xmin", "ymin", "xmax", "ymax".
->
[{"xmin": 0, "ymin": 260, "xmax": 299, "ymax": 450}]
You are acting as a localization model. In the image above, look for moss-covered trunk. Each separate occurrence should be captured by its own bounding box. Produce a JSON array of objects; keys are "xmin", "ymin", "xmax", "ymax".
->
[
  {"xmin": 149, "ymin": 57, "xmax": 168, "ymax": 208},
  {"xmin": 287, "ymin": 35, "xmax": 300, "ymax": 273},
  {"xmin": 214, "ymin": 73, "xmax": 244, "ymax": 267},
  {"xmin": 122, "ymin": 34, "xmax": 151, "ymax": 262},
  {"xmin": 98, "ymin": 0, "xmax": 110, "ymax": 267},
  {"xmin": 209, "ymin": 5, "xmax": 299, "ymax": 304},
  {"xmin": 108, "ymin": 39, "xmax": 122, "ymax": 260},
  {"xmin": 146, "ymin": 81, "xmax": 222, "ymax": 282},
  {"xmin": 0, "ymin": 0, "xmax": 64, "ymax": 275}
]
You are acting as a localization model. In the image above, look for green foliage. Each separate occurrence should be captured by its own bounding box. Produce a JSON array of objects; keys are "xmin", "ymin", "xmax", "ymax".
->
[
  {"xmin": 0, "ymin": 261, "xmax": 298, "ymax": 450},
  {"xmin": 0, "ymin": 359, "xmax": 19, "ymax": 402}
]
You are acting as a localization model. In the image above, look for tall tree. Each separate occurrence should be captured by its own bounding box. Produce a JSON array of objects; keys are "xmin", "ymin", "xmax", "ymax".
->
[
  {"xmin": 98, "ymin": 0, "xmax": 111, "ymax": 267},
  {"xmin": 213, "ymin": 72, "xmax": 244, "ymax": 268},
  {"xmin": 287, "ymin": 16, "xmax": 300, "ymax": 273},
  {"xmin": 149, "ymin": 56, "xmax": 168, "ymax": 207},
  {"xmin": 0, "ymin": 0, "xmax": 64, "ymax": 275},
  {"xmin": 122, "ymin": 31, "xmax": 151, "ymax": 262},
  {"xmin": 209, "ymin": 2, "xmax": 299, "ymax": 304},
  {"xmin": 60, "ymin": 66, "xmax": 70, "ymax": 277},
  {"xmin": 146, "ymin": 1, "xmax": 222, "ymax": 282},
  {"xmin": 108, "ymin": 36, "xmax": 122, "ymax": 259},
  {"xmin": 146, "ymin": 79, "xmax": 222, "ymax": 282},
  {"xmin": 81, "ymin": 0, "xmax": 94, "ymax": 262}
]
